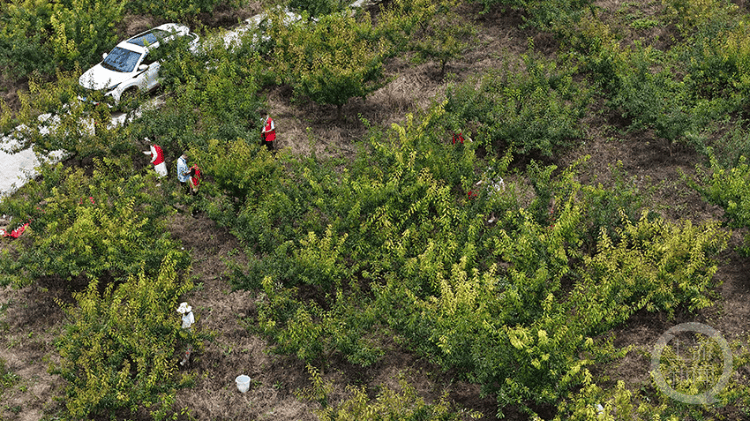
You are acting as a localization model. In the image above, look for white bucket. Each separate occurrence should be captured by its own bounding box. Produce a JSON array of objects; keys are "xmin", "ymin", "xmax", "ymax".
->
[{"xmin": 235, "ymin": 375, "xmax": 251, "ymax": 393}]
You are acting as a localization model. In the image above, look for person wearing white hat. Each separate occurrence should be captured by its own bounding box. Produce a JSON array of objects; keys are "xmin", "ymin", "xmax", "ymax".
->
[{"xmin": 177, "ymin": 302, "xmax": 194, "ymax": 365}]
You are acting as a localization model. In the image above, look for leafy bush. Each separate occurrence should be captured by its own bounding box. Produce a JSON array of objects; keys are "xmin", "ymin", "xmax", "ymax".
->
[
  {"xmin": 125, "ymin": 0, "xmax": 235, "ymax": 20},
  {"xmin": 215, "ymin": 105, "xmax": 727, "ymax": 417},
  {"xmin": 441, "ymin": 48, "xmax": 588, "ymax": 158},
  {"xmin": 54, "ymin": 255, "xmax": 200, "ymax": 420},
  {"xmin": 408, "ymin": 210, "xmax": 726, "ymax": 416},
  {"xmin": 149, "ymin": 37, "xmax": 266, "ymax": 147},
  {"xmin": 662, "ymin": 0, "xmax": 738, "ymax": 37},
  {"xmin": 605, "ymin": 44, "xmax": 694, "ymax": 142},
  {"xmin": 0, "ymin": 161, "xmax": 188, "ymax": 286},
  {"xmin": 690, "ymin": 153, "xmax": 750, "ymax": 255},
  {"xmin": 2, "ymin": 70, "xmax": 145, "ymax": 164},
  {"xmin": 0, "ymin": 0, "xmax": 125, "ymax": 76},
  {"xmin": 270, "ymin": 12, "xmax": 388, "ymax": 114},
  {"xmin": 471, "ymin": 0, "xmax": 596, "ymax": 31},
  {"xmin": 0, "ymin": 31, "xmax": 55, "ymax": 80},
  {"xmin": 48, "ymin": 0, "xmax": 125, "ymax": 68},
  {"xmin": 289, "ymin": 0, "xmax": 347, "ymax": 18},
  {"xmin": 0, "ymin": 0, "xmax": 57, "ymax": 79},
  {"xmin": 300, "ymin": 365, "xmax": 481, "ymax": 420},
  {"xmin": 409, "ymin": 2, "xmax": 478, "ymax": 78},
  {"xmin": 692, "ymin": 122, "xmax": 750, "ymax": 168},
  {"xmin": 0, "ymin": 357, "xmax": 20, "ymax": 405},
  {"xmin": 577, "ymin": 160, "xmax": 656, "ymax": 251}
]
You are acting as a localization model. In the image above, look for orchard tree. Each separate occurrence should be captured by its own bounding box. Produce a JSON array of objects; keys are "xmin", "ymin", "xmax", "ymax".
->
[
  {"xmin": 48, "ymin": 0, "xmax": 125, "ymax": 67},
  {"xmin": 271, "ymin": 12, "xmax": 388, "ymax": 117},
  {"xmin": 289, "ymin": 0, "xmax": 346, "ymax": 18},
  {"xmin": 411, "ymin": 3, "xmax": 477, "ymax": 79},
  {"xmin": 54, "ymin": 256, "xmax": 200, "ymax": 419}
]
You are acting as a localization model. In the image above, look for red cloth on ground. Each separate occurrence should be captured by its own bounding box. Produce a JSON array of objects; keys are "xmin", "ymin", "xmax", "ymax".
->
[{"xmin": 2, "ymin": 222, "xmax": 29, "ymax": 239}]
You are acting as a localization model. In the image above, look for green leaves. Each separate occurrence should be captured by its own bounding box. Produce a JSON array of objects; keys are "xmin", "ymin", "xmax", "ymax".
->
[
  {"xmin": 442, "ymin": 49, "xmax": 588, "ymax": 158},
  {"xmin": 0, "ymin": 161, "xmax": 188, "ymax": 285},
  {"xmin": 205, "ymin": 94, "xmax": 728, "ymax": 417},
  {"xmin": 54, "ymin": 255, "xmax": 197, "ymax": 419},
  {"xmin": 691, "ymin": 154, "xmax": 750, "ymax": 255},
  {"xmin": 270, "ymin": 12, "xmax": 388, "ymax": 113}
]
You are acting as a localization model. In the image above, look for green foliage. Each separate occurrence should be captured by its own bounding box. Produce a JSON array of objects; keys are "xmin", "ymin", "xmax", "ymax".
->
[
  {"xmin": 690, "ymin": 153, "xmax": 750, "ymax": 255},
  {"xmin": 125, "ymin": 0, "xmax": 234, "ymax": 20},
  {"xmin": 694, "ymin": 122, "xmax": 750, "ymax": 168},
  {"xmin": 258, "ymin": 277, "xmax": 384, "ymax": 366},
  {"xmin": 662, "ymin": 0, "xmax": 738, "ymax": 37},
  {"xmin": 194, "ymin": 137, "xmax": 281, "ymax": 214},
  {"xmin": 409, "ymin": 1, "xmax": 477, "ymax": 78},
  {"xmin": 411, "ymin": 210, "xmax": 726, "ymax": 416},
  {"xmin": 0, "ymin": 0, "xmax": 56, "ymax": 79},
  {"xmin": 550, "ymin": 380, "xmax": 677, "ymax": 421},
  {"xmin": 0, "ymin": 0, "xmax": 124, "ymax": 76},
  {"xmin": 0, "ymin": 31, "xmax": 54, "ymax": 80},
  {"xmin": 553, "ymin": 332, "xmax": 750, "ymax": 421},
  {"xmin": 441, "ymin": 48, "xmax": 588, "ymax": 157},
  {"xmin": 374, "ymin": 0, "xmax": 441, "ymax": 53},
  {"xmin": 577, "ymin": 160, "xmax": 655, "ymax": 251},
  {"xmin": 215, "ymin": 103, "xmax": 727, "ymax": 416},
  {"xmin": 54, "ymin": 255, "xmax": 198, "ymax": 420},
  {"xmin": 156, "ymin": 38, "xmax": 266, "ymax": 143},
  {"xmin": 0, "ymin": 0, "xmax": 744, "ymax": 416},
  {"xmin": 300, "ymin": 365, "xmax": 480, "ymax": 420},
  {"xmin": 48, "ymin": 0, "xmax": 125, "ymax": 68},
  {"xmin": 0, "ymin": 161, "xmax": 188, "ymax": 286},
  {"xmin": 583, "ymin": 214, "xmax": 726, "ymax": 319},
  {"xmin": 289, "ymin": 0, "xmax": 347, "ymax": 18},
  {"xmin": 585, "ymin": 2, "xmax": 750, "ymax": 145},
  {"xmin": 472, "ymin": 0, "xmax": 596, "ymax": 31},
  {"xmin": 0, "ymin": 0, "xmax": 244, "ymax": 79},
  {"xmin": 1, "ymin": 70, "xmax": 144, "ymax": 164},
  {"xmin": 270, "ymin": 12, "xmax": 388, "ymax": 113},
  {"xmin": 684, "ymin": 20, "xmax": 750, "ymax": 112},
  {"xmin": 605, "ymin": 44, "xmax": 693, "ymax": 142}
]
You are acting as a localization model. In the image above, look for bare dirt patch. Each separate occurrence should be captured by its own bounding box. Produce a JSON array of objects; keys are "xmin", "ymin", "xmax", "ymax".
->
[{"xmin": 0, "ymin": 284, "xmax": 66, "ymax": 421}]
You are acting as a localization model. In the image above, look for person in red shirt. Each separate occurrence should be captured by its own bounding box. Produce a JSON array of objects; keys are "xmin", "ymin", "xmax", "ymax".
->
[
  {"xmin": 188, "ymin": 165, "xmax": 201, "ymax": 196},
  {"xmin": 143, "ymin": 138, "xmax": 167, "ymax": 178},
  {"xmin": 260, "ymin": 111, "xmax": 276, "ymax": 151}
]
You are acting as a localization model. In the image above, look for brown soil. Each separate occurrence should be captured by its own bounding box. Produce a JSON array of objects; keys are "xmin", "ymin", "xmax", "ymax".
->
[{"xmin": 2, "ymin": 1, "xmax": 749, "ymax": 420}]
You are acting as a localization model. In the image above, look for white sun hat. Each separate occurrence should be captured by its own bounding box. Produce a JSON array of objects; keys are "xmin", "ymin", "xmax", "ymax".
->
[{"xmin": 177, "ymin": 302, "xmax": 192, "ymax": 314}]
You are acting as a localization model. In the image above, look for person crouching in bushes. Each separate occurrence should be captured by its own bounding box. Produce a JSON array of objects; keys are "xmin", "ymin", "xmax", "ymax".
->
[{"xmin": 188, "ymin": 165, "xmax": 201, "ymax": 196}]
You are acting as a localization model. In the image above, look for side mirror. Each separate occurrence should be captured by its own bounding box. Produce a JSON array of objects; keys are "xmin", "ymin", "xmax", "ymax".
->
[
  {"xmin": 102, "ymin": 52, "xmax": 108, "ymax": 60},
  {"xmin": 138, "ymin": 64, "xmax": 148, "ymax": 71}
]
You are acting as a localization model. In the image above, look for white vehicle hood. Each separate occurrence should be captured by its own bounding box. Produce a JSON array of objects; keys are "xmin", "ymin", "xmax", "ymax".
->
[{"xmin": 78, "ymin": 64, "xmax": 133, "ymax": 91}]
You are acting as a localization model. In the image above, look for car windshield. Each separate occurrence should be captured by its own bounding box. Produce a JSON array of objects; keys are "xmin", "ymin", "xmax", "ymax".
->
[
  {"xmin": 101, "ymin": 47, "xmax": 143, "ymax": 73},
  {"xmin": 128, "ymin": 29, "xmax": 169, "ymax": 47}
]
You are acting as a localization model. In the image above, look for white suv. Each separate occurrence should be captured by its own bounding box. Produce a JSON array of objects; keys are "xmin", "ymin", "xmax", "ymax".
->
[{"xmin": 78, "ymin": 23, "xmax": 199, "ymax": 108}]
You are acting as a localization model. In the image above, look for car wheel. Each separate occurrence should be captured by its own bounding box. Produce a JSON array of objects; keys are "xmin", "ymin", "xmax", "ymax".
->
[{"xmin": 118, "ymin": 89, "xmax": 140, "ymax": 112}]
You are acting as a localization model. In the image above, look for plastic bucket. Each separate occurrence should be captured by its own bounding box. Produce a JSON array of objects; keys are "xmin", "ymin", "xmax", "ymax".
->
[{"xmin": 235, "ymin": 375, "xmax": 251, "ymax": 393}]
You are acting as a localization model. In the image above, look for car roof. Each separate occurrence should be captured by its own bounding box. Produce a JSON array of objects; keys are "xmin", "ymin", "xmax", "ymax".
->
[
  {"xmin": 119, "ymin": 24, "xmax": 190, "ymax": 52},
  {"xmin": 127, "ymin": 29, "xmax": 168, "ymax": 48}
]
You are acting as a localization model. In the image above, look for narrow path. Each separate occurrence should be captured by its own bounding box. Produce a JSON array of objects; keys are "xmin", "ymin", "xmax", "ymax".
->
[{"xmin": 168, "ymin": 213, "xmax": 318, "ymax": 420}]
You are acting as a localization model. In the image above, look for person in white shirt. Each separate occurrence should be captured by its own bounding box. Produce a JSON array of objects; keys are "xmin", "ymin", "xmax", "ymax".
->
[
  {"xmin": 177, "ymin": 302, "xmax": 195, "ymax": 366},
  {"xmin": 176, "ymin": 153, "xmax": 190, "ymax": 194}
]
